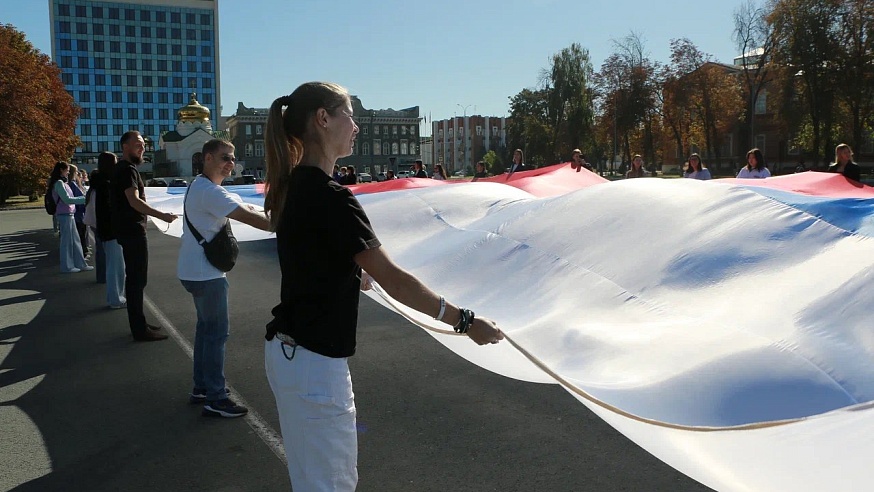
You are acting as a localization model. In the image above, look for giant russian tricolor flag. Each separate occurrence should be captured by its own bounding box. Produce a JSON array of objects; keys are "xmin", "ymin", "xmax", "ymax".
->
[{"xmin": 148, "ymin": 165, "xmax": 874, "ymax": 491}]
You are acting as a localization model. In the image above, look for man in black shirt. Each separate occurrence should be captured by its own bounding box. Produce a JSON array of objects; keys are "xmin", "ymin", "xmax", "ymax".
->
[
  {"xmin": 111, "ymin": 131, "xmax": 178, "ymax": 342},
  {"xmin": 413, "ymin": 159, "xmax": 428, "ymax": 178}
]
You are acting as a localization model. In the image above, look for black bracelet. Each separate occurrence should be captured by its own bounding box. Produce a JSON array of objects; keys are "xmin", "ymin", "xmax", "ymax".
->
[{"xmin": 453, "ymin": 308, "xmax": 475, "ymax": 334}]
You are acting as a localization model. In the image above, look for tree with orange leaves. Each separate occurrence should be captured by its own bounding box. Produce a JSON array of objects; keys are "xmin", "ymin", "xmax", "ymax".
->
[{"xmin": 0, "ymin": 24, "xmax": 79, "ymax": 204}]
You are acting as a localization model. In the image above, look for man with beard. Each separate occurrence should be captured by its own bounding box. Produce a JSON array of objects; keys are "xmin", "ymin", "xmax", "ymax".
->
[{"xmin": 111, "ymin": 131, "xmax": 178, "ymax": 342}]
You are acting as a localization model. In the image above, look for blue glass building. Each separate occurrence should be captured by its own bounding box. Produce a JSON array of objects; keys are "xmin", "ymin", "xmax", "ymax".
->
[{"xmin": 49, "ymin": 0, "xmax": 220, "ymax": 164}]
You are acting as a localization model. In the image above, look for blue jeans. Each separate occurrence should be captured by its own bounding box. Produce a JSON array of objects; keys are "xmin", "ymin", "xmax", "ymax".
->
[
  {"xmin": 181, "ymin": 277, "xmax": 230, "ymax": 402},
  {"xmin": 103, "ymin": 239, "xmax": 126, "ymax": 307},
  {"xmin": 57, "ymin": 214, "xmax": 88, "ymax": 272}
]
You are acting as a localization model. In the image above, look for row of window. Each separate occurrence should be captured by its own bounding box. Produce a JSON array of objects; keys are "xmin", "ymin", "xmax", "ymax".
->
[
  {"xmin": 357, "ymin": 140, "xmax": 417, "ymax": 156},
  {"xmin": 76, "ymin": 98, "xmax": 215, "ymax": 120},
  {"xmin": 438, "ymin": 126, "xmax": 502, "ymax": 137},
  {"xmin": 58, "ymin": 41, "xmax": 212, "ymax": 58},
  {"xmin": 71, "ymin": 88, "xmax": 215, "ymax": 105},
  {"xmin": 57, "ymin": 5, "xmax": 211, "ymax": 26},
  {"xmin": 66, "ymin": 75, "xmax": 213, "ymax": 91},
  {"xmin": 358, "ymin": 124, "xmax": 417, "ymax": 136},
  {"xmin": 57, "ymin": 21, "xmax": 212, "ymax": 41}
]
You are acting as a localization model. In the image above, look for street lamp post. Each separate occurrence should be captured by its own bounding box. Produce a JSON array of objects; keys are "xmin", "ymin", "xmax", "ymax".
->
[{"xmin": 457, "ymin": 103, "xmax": 473, "ymax": 175}]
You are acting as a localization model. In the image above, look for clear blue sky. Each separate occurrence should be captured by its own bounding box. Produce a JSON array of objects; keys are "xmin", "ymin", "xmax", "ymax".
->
[{"xmin": 2, "ymin": 0, "xmax": 743, "ymax": 132}]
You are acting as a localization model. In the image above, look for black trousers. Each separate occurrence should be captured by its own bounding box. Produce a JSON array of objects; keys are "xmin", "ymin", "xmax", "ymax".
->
[
  {"xmin": 117, "ymin": 234, "xmax": 148, "ymax": 336},
  {"xmin": 75, "ymin": 221, "xmax": 89, "ymax": 255}
]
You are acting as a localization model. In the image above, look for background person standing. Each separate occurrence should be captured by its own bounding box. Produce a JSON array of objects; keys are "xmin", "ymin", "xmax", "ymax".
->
[
  {"xmin": 111, "ymin": 131, "xmax": 177, "ymax": 342},
  {"xmin": 178, "ymin": 139, "xmax": 271, "ymax": 418}
]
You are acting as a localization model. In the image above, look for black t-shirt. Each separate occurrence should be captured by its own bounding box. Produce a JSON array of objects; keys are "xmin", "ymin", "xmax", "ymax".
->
[
  {"xmin": 267, "ymin": 165, "xmax": 381, "ymax": 358},
  {"xmin": 414, "ymin": 169, "xmax": 428, "ymax": 178},
  {"xmin": 111, "ymin": 160, "xmax": 147, "ymax": 236}
]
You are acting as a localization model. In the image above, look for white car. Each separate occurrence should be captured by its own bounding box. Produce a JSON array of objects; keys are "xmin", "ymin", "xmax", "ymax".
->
[{"xmin": 397, "ymin": 170, "xmax": 412, "ymax": 178}]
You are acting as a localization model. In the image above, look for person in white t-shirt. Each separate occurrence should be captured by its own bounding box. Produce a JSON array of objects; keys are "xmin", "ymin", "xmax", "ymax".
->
[
  {"xmin": 177, "ymin": 138, "xmax": 271, "ymax": 418},
  {"xmin": 736, "ymin": 148, "xmax": 771, "ymax": 179}
]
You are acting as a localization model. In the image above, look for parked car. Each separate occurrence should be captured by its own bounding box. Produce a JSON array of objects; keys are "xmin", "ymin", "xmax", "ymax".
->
[
  {"xmin": 358, "ymin": 172, "xmax": 373, "ymax": 183},
  {"xmin": 397, "ymin": 170, "xmax": 412, "ymax": 178},
  {"xmin": 376, "ymin": 172, "xmax": 387, "ymax": 182},
  {"xmin": 221, "ymin": 178, "xmax": 235, "ymax": 186},
  {"xmin": 147, "ymin": 178, "xmax": 168, "ymax": 187},
  {"xmin": 169, "ymin": 178, "xmax": 188, "ymax": 187}
]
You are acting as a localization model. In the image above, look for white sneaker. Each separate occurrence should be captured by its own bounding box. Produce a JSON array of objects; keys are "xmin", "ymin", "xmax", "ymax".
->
[
  {"xmin": 65, "ymin": 268, "xmax": 81, "ymax": 273},
  {"xmin": 81, "ymin": 266, "xmax": 94, "ymax": 271}
]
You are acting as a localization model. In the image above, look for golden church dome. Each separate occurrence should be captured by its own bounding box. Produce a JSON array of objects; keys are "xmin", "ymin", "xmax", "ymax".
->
[{"xmin": 177, "ymin": 93, "xmax": 211, "ymax": 123}]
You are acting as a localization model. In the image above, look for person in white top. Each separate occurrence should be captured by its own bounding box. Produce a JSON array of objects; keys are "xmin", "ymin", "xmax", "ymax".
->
[
  {"xmin": 736, "ymin": 148, "xmax": 771, "ymax": 179},
  {"xmin": 683, "ymin": 153, "xmax": 712, "ymax": 180},
  {"xmin": 177, "ymin": 139, "xmax": 271, "ymax": 418}
]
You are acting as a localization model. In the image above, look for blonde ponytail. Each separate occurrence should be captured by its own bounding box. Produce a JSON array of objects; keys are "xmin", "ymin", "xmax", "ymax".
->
[{"xmin": 264, "ymin": 97, "xmax": 303, "ymax": 231}]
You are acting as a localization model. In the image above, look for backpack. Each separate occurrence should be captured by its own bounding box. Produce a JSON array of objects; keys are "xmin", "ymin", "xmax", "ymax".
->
[{"xmin": 44, "ymin": 185, "xmax": 57, "ymax": 215}]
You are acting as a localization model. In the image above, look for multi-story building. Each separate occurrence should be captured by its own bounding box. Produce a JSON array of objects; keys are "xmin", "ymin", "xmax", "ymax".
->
[
  {"xmin": 48, "ymin": 0, "xmax": 220, "ymax": 169},
  {"xmin": 432, "ymin": 116, "xmax": 509, "ymax": 174},
  {"xmin": 344, "ymin": 96, "xmax": 421, "ymax": 176},
  {"xmin": 225, "ymin": 102, "xmax": 268, "ymax": 178}
]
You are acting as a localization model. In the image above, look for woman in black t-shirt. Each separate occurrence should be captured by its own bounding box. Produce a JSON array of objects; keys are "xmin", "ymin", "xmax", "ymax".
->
[{"xmin": 261, "ymin": 82, "xmax": 503, "ymax": 491}]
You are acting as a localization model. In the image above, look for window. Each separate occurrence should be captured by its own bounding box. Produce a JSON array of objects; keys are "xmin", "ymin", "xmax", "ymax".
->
[
  {"xmin": 143, "ymin": 108, "xmax": 153, "ymax": 119},
  {"xmin": 59, "ymin": 4, "xmax": 70, "ymax": 16},
  {"xmin": 59, "ymin": 38, "xmax": 71, "ymax": 50},
  {"xmin": 95, "ymin": 58, "xmax": 106, "ymax": 70},
  {"xmin": 97, "ymin": 125, "xmax": 107, "ymax": 136},
  {"xmin": 362, "ymin": 142, "xmax": 370, "ymax": 155},
  {"xmin": 393, "ymin": 126, "xmax": 398, "ymax": 135},
  {"xmin": 246, "ymin": 125, "xmax": 252, "ymax": 135},
  {"xmin": 128, "ymin": 108, "xmax": 139, "ymax": 119},
  {"xmin": 78, "ymin": 91, "xmax": 91, "ymax": 102},
  {"xmin": 755, "ymin": 90, "xmax": 767, "ymax": 115},
  {"xmin": 187, "ymin": 61, "xmax": 197, "ymax": 72},
  {"xmin": 108, "ymin": 8, "xmax": 118, "ymax": 19},
  {"xmin": 80, "ymin": 124, "xmax": 92, "ymax": 136},
  {"xmin": 140, "ymin": 10, "xmax": 150, "ymax": 22},
  {"xmin": 255, "ymin": 142, "xmax": 264, "ymax": 157},
  {"xmin": 203, "ymin": 78, "xmax": 212, "ymax": 88},
  {"xmin": 159, "ymin": 108, "xmax": 169, "ymax": 120},
  {"xmin": 448, "ymin": 128, "xmax": 454, "ymax": 137},
  {"xmin": 143, "ymin": 76, "xmax": 153, "ymax": 87},
  {"xmin": 202, "ymin": 94, "xmax": 212, "ymax": 104},
  {"xmin": 127, "ymin": 75, "xmax": 137, "ymax": 86},
  {"xmin": 492, "ymin": 126, "xmax": 498, "ymax": 136},
  {"xmin": 60, "ymin": 56, "xmax": 72, "ymax": 67},
  {"xmin": 140, "ymin": 26, "xmax": 151, "ymax": 38},
  {"xmin": 93, "ymin": 40, "xmax": 103, "ymax": 52},
  {"xmin": 59, "ymin": 21, "xmax": 70, "ymax": 33},
  {"xmin": 126, "ymin": 59, "xmax": 137, "ymax": 70},
  {"xmin": 78, "ymin": 56, "xmax": 88, "ymax": 68},
  {"xmin": 126, "ymin": 25, "xmax": 135, "ymax": 37},
  {"xmin": 174, "ymin": 93, "xmax": 184, "ymax": 104},
  {"xmin": 157, "ymin": 44, "xmax": 167, "ymax": 56},
  {"xmin": 201, "ymin": 30, "xmax": 211, "ymax": 41},
  {"xmin": 172, "ymin": 60, "xmax": 182, "ymax": 72},
  {"xmin": 128, "ymin": 91, "xmax": 138, "ymax": 103},
  {"xmin": 142, "ymin": 92, "xmax": 153, "ymax": 103},
  {"xmin": 201, "ymin": 14, "xmax": 211, "ymax": 25},
  {"xmin": 142, "ymin": 44, "xmax": 152, "ymax": 55},
  {"xmin": 256, "ymin": 125, "xmax": 262, "ymax": 135},
  {"xmin": 171, "ymin": 28, "xmax": 181, "ymax": 39},
  {"xmin": 187, "ymin": 45, "xmax": 196, "ymax": 56},
  {"xmin": 78, "ymin": 73, "xmax": 90, "ymax": 85},
  {"xmin": 96, "ymin": 108, "xmax": 107, "ymax": 119},
  {"xmin": 95, "ymin": 74, "xmax": 105, "ymax": 85},
  {"xmin": 721, "ymin": 134, "xmax": 733, "ymax": 157},
  {"xmin": 383, "ymin": 126, "xmax": 388, "ymax": 135},
  {"xmin": 188, "ymin": 78, "xmax": 196, "ymax": 89},
  {"xmin": 156, "ymin": 11, "xmax": 166, "ymax": 23},
  {"xmin": 113, "ymin": 108, "xmax": 123, "ymax": 120},
  {"xmin": 80, "ymin": 107, "xmax": 90, "ymax": 119},
  {"xmin": 186, "ymin": 13, "xmax": 196, "ymax": 24},
  {"xmin": 201, "ymin": 46, "xmax": 211, "ymax": 56},
  {"xmin": 109, "ymin": 25, "xmax": 119, "ymax": 36},
  {"xmin": 391, "ymin": 143, "xmax": 399, "ymax": 154},
  {"xmin": 755, "ymin": 134, "xmax": 766, "ymax": 153},
  {"xmin": 62, "ymin": 73, "xmax": 73, "ymax": 85},
  {"xmin": 410, "ymin": 125, "xmax": 416, "ymax": 135},
  {"xmin": 112, "ymin": 91, "xmax": 122, "ymax": 102},
  {"xmin": 202, "ymin": 61, "xmax": 212, "ymax": 73},
  {"xmin": 75, "ymin": 5, "xmax": 86, "ymax": 16},
  {"xmin": 126, "ymin": 42, "xmax": 136, "ymax": 54},
  {"xmin": 373, "ymin": 139, "xmax": 381, "ymax": 155},
  {"xmin": 400, "ymin": 141, "xmax": 408, "ymax": 155},
  {"xmin": 383, "ymin": 142, "xmax": 391, "ymax": 155},
  {"xmin": 171, "ymin": 12, "xmax": 181, "ymax": 23},
  {"xmin": 362, "ymin": 126, "xmax": 368, "ymax": 135},
  {"xmin": 114, "ymin": 124, "xmax": 124, "ymax": 135},
  {"xmin": 92, "ymin": 6, "xmax": 103, "ymax": 17},
  {"xmin": 476, "ymin": 126, "xmax": 483, "ymax": 136},
  {"xmin": 187, "ymin": 29, "xmax": 197, "ymax": 41},
  {"xmin": 374, "ymin": 126, "xmax": 380, "ymax": 135},
  {"xmin": 93, "ymin": 23, "xmax": 104, "ymax": 35},
  {"xmin": 157, "ymin": 60, "xmax": 168, "ymax": 71},
  {"xmin": 96, "ymin": 92, "xmax": 106, "ymax": 103},
  {"xmin": 157, "ymin": 27, "xmax": 166, "ymax": 38},
  {"xmin": 158, "ymin": 92, "xmax": 168, "ymax": 103},
  {"xmin": 76, "ymin": 22, "xmax": 87, "ymax": 34},
  {"xmin": 172, "ymin": 45, "xmax": 181, "ymax": 56},
  {"xmin": 409, "ymin": 143, "xmax": 416, "ymax": 154},
  {"xmin": 173, "ymin": 77, "xmax": 182, "ymax": 88},
  {"xmin": 245, "ymin": 144, "xmax": 253, "ymax": 157}
]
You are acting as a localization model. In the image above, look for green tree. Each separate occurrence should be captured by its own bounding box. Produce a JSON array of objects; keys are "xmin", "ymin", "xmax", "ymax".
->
[
  {"xmin": 540, "ymin": 43, "xmax": 596, "ymax": 161},
  {"xmin": 506, "ymin": 88, "xmax": 552, "ymax": 167},
  {"xmin": 0, "ymin": 24, "xmax": 79, "ymax": 203}
]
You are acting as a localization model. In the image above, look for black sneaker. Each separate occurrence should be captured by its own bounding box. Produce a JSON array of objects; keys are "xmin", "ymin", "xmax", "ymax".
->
[
  {"xmin": 189, "ymin": 387, "xmax": 230, "ymax": 404},
  {"xmin": 202, "ymin": 398, "xmax": 248, "ymax": 418}
]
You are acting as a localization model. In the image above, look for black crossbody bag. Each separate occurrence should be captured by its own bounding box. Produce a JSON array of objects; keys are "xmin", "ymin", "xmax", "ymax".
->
[{"xmin": 183, "ymin": 177, "xmax": 239, "ymax": 272}]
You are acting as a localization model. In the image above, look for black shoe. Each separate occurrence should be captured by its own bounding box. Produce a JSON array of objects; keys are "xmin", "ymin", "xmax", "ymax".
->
[
  {"xmin": 202, "ymin": 398, "xmax": 248, "ymax": 418},
  {"xmin": 133, "ymin": 330, "xmax": 168, "ymax": 342},
  {"xmin": 189, "ymin": 387, "xmax": 230, "ymax": 404}
]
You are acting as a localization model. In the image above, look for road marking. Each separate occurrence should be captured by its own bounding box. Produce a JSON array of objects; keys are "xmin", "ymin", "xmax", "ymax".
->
[{"xmin": 144, "ymin": 295, "xmax": 288, "ymax": 465}]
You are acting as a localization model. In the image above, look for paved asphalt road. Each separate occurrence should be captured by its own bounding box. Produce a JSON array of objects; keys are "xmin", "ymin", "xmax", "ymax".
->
[{"xmin": 0, "ymin": 207, "xmax": 713, "ymax": 492}]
